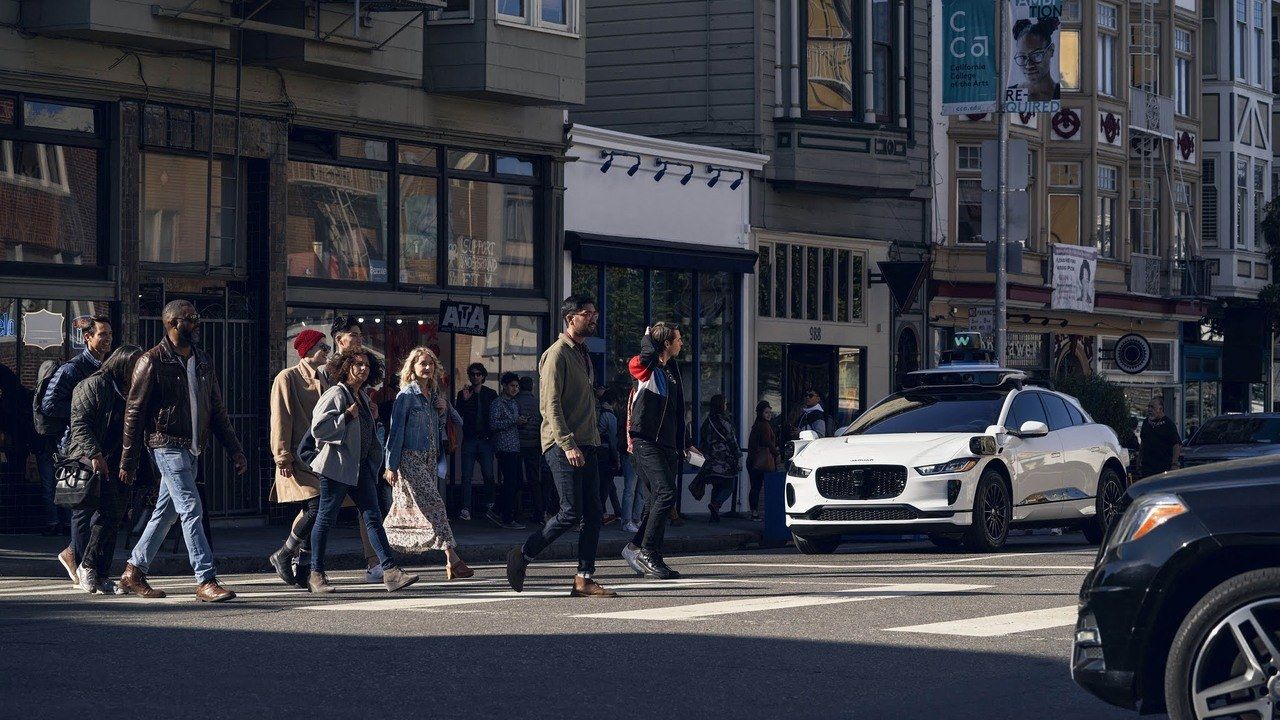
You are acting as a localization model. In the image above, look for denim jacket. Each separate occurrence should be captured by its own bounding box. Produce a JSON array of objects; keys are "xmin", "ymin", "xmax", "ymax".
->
[{"xmin": 385, "ymin": 383, "xmax": 461, "ymax": 472}]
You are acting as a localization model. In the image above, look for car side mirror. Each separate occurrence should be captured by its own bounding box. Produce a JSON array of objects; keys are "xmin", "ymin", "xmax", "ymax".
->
[
  {"xmin": 1014, "ymin": 420, "xmax": 1049, "ymax": 438},
  {"xmin": 798, "ymin": 430, "xmax": 819, "ymax": 441}
]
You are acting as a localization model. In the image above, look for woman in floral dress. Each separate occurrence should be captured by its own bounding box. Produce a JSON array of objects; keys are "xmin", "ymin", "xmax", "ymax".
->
[{"xmin": 383, "ymin": 347, "xmax": 473, "ymax": 579}]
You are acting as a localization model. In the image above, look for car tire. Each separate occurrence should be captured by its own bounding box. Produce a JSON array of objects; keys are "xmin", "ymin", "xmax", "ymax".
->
[
  {"xmin": 928, "ymin": 534, "xmax": 964, "ymax": 550},
  {"xmin": 962, "ymin": 469, "xmax": 1011, "ymax": 552},
  {"xmin": 1164, "ymin": 568, "xmax": 1280, "ymax": 720},
  {"xmin": 792, "ymin": 533, "xmax": 841, "ymax": 555},
  {"xmin": 1082, "ymin": 467, "xmax": 1125, "ymax": 545}
]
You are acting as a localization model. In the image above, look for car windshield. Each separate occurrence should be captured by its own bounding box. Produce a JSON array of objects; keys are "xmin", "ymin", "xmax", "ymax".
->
[
  {"xmin": 1188, "ymin": 417, "xmax": 1280, "ymax": 446},
  {"xmin": 843, "ymin": 390, "xmax": 1008, "ymax": 435}
]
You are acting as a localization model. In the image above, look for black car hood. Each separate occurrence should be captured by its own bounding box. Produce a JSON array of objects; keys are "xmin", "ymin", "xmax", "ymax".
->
[{"xmin": 1128, "ymin": 455, "xmax": 1280, "ymax": 499}]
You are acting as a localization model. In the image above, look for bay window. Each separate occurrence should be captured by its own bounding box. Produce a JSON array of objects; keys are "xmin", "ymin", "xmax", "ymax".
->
[{"xmin": 804, "ymin": 0, "xmax": 906, "ymax": 125}]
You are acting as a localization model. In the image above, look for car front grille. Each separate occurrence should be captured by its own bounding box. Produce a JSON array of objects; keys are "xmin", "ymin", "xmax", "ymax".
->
[
  {"xmin": 815, "ymin": 465, "xmax": 908, "ymax": 500},
  {"xmin": 812, "ymin": 506, "xmax": 920, "ymax": 522}
]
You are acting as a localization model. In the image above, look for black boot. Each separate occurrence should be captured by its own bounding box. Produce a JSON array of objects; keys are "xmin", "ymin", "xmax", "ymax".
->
[{"xmin": 268, "ymin": 545, "xmax": 297, "ymax": 586}]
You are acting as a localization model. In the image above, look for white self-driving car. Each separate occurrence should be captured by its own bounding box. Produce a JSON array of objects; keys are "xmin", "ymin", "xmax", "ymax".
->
[{"xmin": 784, "ymin": 365, "xmax": 1128, "ymax": 553}]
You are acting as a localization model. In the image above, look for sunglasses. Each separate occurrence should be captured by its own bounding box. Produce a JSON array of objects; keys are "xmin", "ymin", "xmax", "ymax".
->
[{"xmin": 176, "ymin": 314, "xmax": 200, "ymax": 324}]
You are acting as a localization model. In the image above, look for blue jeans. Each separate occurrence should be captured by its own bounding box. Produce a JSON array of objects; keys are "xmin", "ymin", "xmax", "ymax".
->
[
  {"xmin": 37, "ymin": 450, "xmax": 69, "ymax": 528},
  {"xmin": 521, "ymin": 445, "xmax": 601, "ymax": 574},
  {"xmin": 619, "ymin": 452, "xmax": 644, "ymax": 523},
  {"xmin": 310, "ymin": 465, "xmax": 397, "ymax": 576},
  {"xmin": 459, "ymin": 438, "xmax": 495, "ymax": 512},
  {"xmin": 129, "ymin": 448, "xmax": 216, "ymax": 584}
]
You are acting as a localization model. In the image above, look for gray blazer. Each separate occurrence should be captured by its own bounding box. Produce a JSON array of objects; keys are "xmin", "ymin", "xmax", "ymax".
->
[{"xmin": 309, "ymin": 383, "xmax": 367, "ymax": 486}]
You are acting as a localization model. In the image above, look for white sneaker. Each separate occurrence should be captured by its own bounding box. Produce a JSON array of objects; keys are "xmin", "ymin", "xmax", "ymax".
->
[
  {"xmin": 623, "ymin": 521, "xmax": 640, "ymax": 533},
  {"xmin": 75, "ymin": 565, "xmax": 98, "ymax": 594},
  {"xmin": 459, "ymin": 508, "xmax": 472, "ymax": 521}
]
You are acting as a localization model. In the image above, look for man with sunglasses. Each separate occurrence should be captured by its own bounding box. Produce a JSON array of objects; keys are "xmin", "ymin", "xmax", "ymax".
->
[
  {"xmin": 119, "ymin": 299, "xmax": 246, "ymax": 602},
  {"xmin": 456, "ymin": 362, "xmax": 498, "ymax": 522},
  {"xmin": 265, "ymin": 329, "xmax": 331, "ymax": 588},
  {"xmin": 795, "ymin": 390, "xmax": 828, "ymax": 438}
]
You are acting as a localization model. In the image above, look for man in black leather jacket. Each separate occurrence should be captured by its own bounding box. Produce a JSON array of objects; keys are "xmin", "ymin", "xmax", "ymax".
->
[{"xmin": 118, "ymin": 299, "xmax": 246, "ymax": 603}]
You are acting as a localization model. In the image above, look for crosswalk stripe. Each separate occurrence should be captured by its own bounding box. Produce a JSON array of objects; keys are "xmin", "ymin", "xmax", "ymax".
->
[
  {"xmin": 885, "ymin": 605, "xmax": 1078, "ymax": 637},
  {"xmin": 575, "ymin": 583, "xmax": 989, "ymax": 621},
  {"xmin": 297, "ymin": 579, "xmax": 731, "ymax": 612}
]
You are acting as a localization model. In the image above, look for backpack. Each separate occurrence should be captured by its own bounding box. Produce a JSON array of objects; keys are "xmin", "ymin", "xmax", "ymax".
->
[{"xmin": 31, "ymin": 372, "xmax": 60, "ymax": 440}]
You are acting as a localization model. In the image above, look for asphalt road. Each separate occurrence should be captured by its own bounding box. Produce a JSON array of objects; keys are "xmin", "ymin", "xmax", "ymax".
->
[{"xmin": 0, "ymin": 536, "xmax": 1144, "ymax": 720}]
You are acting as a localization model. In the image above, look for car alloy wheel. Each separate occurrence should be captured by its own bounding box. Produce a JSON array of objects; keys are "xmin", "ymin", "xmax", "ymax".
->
[
  {"xmin": 981, "ymin": 482, "xmax": 1008, "ymax": 541},
  {"xmin": 1099, "ymin": 476, "xmax": 1124, "ymax": 528},
  {"xmin": 1189, "ymin": 599, "xmax": 1280, "ymax": 719}
]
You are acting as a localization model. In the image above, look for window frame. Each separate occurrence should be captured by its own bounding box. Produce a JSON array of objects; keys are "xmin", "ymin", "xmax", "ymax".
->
[
  {"xmin": 756, "ymin": 238, "xmax": 866, "ymax": 322},
  {"xmin": 286, "ymin": 128, "xmax": 547, "ymax": 295},
  {"xmin": 1096, "ymin": 165, "xmax": 1119, "ymax": 258},
  {"xmin": 0, "ymin": 92, "xmax": 110, "ymax": 280},
  {"xmin": 800, "ymin": 0, "xmax": 909, "ymax": 129},
  {"xmin": 1202, "ymin": 157, "xmax": 1219, "ymax": 247},
  {"xmin": 1097, "ymin": 8, "xmax": 1118, "ymax": 96},
  {"xmin": 495, "ymin": 0, "xmax": 576, "ymax": 35},
  {"xmin": 139, "ymin": 149, "xmax": 246, "ymax": 274}
]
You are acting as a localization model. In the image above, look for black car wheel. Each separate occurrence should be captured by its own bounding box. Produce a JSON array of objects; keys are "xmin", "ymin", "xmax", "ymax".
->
[
  {"xmin": 1165, "ymin": 568, "xmax": 1280, "ymax": 720},
  {"xmin": 1082, "ymin": 467, "xmax": 1125, "ymax": 545},
  {"xmin": 962, "ymin": 469, "xmax": 1010, "ymax": 552},
  {"xmin": 792, "ymin": 533, "xmax": 841, "ymax": 555}
]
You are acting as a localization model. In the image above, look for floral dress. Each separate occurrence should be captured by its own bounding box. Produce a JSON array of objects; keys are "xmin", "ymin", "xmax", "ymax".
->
[{"xmin": 384, "ymin": 386, "xmax": 456, "ymax": 553}]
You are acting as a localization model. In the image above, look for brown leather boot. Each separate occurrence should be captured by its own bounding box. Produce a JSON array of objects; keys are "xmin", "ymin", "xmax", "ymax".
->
[
  {"xmin": 119, "ymin": 563, "xmax": 166, "ymax": 599},
  {"xmin": 570, "ymin": 575, "xmax": 618, "ymax": 598},
  {"xmin": 308, "ymin": 571, "xmax": 335, "ymax": 594},
  {"xmin": 196, "ymin": 579, "xmax": 236, "ymax": 603}
]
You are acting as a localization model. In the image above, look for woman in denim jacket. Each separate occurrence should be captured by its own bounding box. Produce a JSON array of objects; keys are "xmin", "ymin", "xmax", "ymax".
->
[{"xmin": 383, "ymin": 346, "xmax": 473, "ymax": 579}]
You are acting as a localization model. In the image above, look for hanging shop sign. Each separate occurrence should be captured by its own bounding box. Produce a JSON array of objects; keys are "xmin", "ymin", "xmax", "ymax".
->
[
  {"xmin": 1002, "ymin": 0, "xmax": 1063, "ymax": 114},
  {"xmin": 1113, "ymin": 333, "xmax": 1152, "ymax": 375},
  {"xmin": 942, "ymin": 0, "xmax": 999, "ymax": 114},
  {"xmin": 438, "ymin": 301, "xmax": 489, "ymax": 337},
  {"xmin": 22, "ymin": 308, "xmax": 64, "ymax": 350},
  {"xmin": 1050, "ymin": 244, "xmax": 1097, "ymax": 312}
]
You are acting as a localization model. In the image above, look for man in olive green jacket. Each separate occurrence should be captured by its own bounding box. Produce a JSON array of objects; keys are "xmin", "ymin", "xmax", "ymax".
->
[{"xmin": 506, "ymin": 295, "xmax": 616, "ymax": 598}]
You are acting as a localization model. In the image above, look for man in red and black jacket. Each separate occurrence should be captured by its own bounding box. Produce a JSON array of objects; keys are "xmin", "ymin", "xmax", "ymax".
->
[{"xmin": 622, "ymin": 322, "xmax": 692, "ymax": 580}]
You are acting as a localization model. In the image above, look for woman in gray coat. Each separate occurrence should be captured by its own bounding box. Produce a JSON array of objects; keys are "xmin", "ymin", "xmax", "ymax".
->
[
  {"xmin": 63, "ymin": 345, "xmax": 144, "ymax": 594},
  {"xmin": 307, "ymin": 350, "xmax": 418, "ymax": 594}
]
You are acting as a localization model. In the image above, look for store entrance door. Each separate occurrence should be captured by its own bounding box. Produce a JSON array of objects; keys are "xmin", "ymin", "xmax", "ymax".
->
[{"xmin": 759, "ymin": 343, "xmax": 867, "ymax": 440}]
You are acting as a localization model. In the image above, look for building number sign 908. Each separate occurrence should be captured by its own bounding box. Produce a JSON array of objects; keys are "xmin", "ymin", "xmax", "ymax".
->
[{"xmin": 809, "ymin": 326, "xmax": 822, "ymax": 341}]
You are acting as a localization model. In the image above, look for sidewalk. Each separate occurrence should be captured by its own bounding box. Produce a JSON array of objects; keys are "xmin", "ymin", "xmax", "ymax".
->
[{"xmin": 0, "ymin": 514, "xmax": 762, "ymax": 579}]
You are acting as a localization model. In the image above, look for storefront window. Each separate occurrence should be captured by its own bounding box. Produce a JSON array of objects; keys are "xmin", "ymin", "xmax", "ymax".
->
[
  {"xmin": 836, "ymin": 347, "xmax": 865, "ymax": 430},
  {"xmin": 141, "ymin": 153, "xmax": 240, "ymax": 269},
  {"xmin": 605, "ymin": 266, "xmax": 644, "ymax": 394},
  {"xmin": 452, "ymin": 314, "xmax": 546, "ymax": 393},
  {"xmin": 286, "ymin": 162, "xmax": 388, "ymax": 282},
  {"xmin": 447, "ymin": 180, "xmax": 535, "ymax": 289},
  {"xmin": 399, "ymin": 174, "xmax": 439, "ymax": 285},
  {"xmin": 1, "ymin": 141, "xmax": 100, "ymax": 265},
  {"xmin": 698, "ymin": 271, "xmax": 738, "ymax": 424}
]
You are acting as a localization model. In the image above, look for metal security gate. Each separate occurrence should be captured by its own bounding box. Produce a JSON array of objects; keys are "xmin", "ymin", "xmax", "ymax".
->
[{"xmin": 139, "ymin": 283, "xmax": 260, "ymax": 518}]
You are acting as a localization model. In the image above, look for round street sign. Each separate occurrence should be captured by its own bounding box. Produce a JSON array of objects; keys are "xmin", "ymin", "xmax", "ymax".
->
[{"xmin": 1114, "ymin": 333, "xmax": 1151, "ymax": 375}]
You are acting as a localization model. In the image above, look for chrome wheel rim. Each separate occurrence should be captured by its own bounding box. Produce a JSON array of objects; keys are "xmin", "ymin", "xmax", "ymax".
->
[
  {"xmin": 981, "ymin": 482, "xmax": 1008, "ymax": 540},
  {"xmin": 1190, "ymin": 599, "xmax": 1280, "ymax": 719}
]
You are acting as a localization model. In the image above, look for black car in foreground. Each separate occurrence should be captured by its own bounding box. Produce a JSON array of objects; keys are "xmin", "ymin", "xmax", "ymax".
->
[{"xmin": 1073, "ymin": 455, "xmax": 1280, "ymax": 718}]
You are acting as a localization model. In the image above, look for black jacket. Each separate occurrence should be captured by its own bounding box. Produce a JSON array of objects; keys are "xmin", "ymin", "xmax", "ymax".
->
[
  {"xmin": 456, "ymin": 385, "xmax": 498, "ymax": 441},
  {"xmin": 626, "ymin": 333, "xmax": 686, "ymax": 450},
  {"xmin": 122, "ymin": 337, "xmax": 243, "ymax": 472},
  {"xmin": 62, "ymin": 373, "xmax": 126, "ymax": 464},
  {"xmin": 36, "ymin": 349, "xmax": 100, "ymax": 439}
]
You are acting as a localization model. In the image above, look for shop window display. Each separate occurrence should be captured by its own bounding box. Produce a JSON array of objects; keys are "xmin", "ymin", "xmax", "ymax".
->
[{"xmin": 286, "ymin": 162, "xmax": 388, "ymax": 282}]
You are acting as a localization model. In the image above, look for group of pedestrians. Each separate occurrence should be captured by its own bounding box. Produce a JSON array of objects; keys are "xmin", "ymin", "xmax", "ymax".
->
[{"xmin": 39, "ymin": 292, "xmax": 766, "ymax": 601}]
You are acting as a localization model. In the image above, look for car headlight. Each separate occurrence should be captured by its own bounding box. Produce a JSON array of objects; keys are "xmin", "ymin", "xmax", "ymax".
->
[
  {"xmin": 914, "ymin": 457, "xmax": 979, "ymax": 476},
  {"xmin": 787, "ymin": 465, "xmax": 813, "ymax": 478},
  {"xmin": 1107, "ymin": 493, "xmax": 1188, "ymax": 547}
]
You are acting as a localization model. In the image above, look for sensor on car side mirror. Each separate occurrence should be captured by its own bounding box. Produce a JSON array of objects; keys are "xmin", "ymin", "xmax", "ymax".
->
[{"xmin": 798, "ymin": 430, "xmax": 819, "ymax": 441}]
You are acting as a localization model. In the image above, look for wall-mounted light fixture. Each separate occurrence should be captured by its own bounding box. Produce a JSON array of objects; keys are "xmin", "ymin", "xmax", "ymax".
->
[
  {"xmin": 600, "ymin": 149, "xmax": 642, "ymax": 176},
  {"xmin": 654, "ymin": 157, "xmax": 694, "ymax": 184},
  {"xmin": 706, "ymin": 165, "xmax": 745, "ymax": 190}
]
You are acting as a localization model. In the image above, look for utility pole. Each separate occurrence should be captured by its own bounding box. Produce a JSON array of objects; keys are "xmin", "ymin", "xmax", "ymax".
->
[{"xmin": 994, "ymin": 0, "xmax": 1008, "ymax": 367}]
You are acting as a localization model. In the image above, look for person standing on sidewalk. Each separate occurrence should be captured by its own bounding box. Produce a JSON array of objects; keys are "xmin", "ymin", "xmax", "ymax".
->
[
  {"xmin": 622, "ymin": 322, "xmax": 692, "ymax": 580},
  {"xmin": 40, "ymin": 315, "xmax": 113, "ymax": 540},
  {"xmin": 62, "ymin": 345, "xmax": 143, "ymax": 594},
  {"xmin": 456, "ymin": 362, "xmax": 497, "ymax": 521},
  {"xmin": 307, "ymin": 349, "xmax": 418, "ymax": 594},
  {"xmin": 746, "ymin": 401, "xmax": 779, "ymax": 521},
  {"xmin": 514, "ymin": 376, "xmax": 549, "ymax": 523},
  {"xmin": 266, "ymin": 329, "xmax": 330, "ymax": 588},
  {"xmin": 505, "ymin": 295, "xmax": 616, "ymax": 598},
  {"xmin": 488, "ymin": 372, "xmax": 527, "ymax": 530},
  {"xmin": 689, "ymin": 394, "xmax": 741, "ymax": 523},
  {"xmin": 596, "ymin": 387, "xmax": 623, "ymax": 526},
  {"xmin": 118, "ymin": 300, "xmax": 245, "ymax": 603},
  {"xmin": 383, "ymin": 346, "xmax": 472, "ymax": 579}
]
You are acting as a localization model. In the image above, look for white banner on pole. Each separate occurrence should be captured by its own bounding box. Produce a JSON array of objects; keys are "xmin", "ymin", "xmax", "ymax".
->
[
  {"xmin": 1001, "ymin": 0, "xmax": 1063, "ymax": 114},
  {"xmin": 1050, "ymin": 244, "xmax": 1097, "ymax": 312}
]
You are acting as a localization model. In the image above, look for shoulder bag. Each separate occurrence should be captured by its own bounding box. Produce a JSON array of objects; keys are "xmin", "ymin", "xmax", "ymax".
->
[{"xmin": 54, "ymin": 455, "xmax": 100, "ymax": 510}]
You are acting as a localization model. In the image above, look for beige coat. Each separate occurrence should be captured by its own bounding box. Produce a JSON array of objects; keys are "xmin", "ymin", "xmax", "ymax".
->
[{"xmin": 269, "ymin": 360, "xmax": 329, "ymax": 503}]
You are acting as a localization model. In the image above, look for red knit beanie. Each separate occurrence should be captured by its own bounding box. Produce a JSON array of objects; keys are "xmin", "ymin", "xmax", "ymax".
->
[{"xmin": 293, "ymin": 329, "xmax": 325, "ymax": 359}]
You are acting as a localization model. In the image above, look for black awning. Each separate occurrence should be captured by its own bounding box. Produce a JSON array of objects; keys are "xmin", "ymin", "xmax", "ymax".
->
[{"xmin": 566, "ymin": 231, "xmax": 758, "ymax": 274}]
